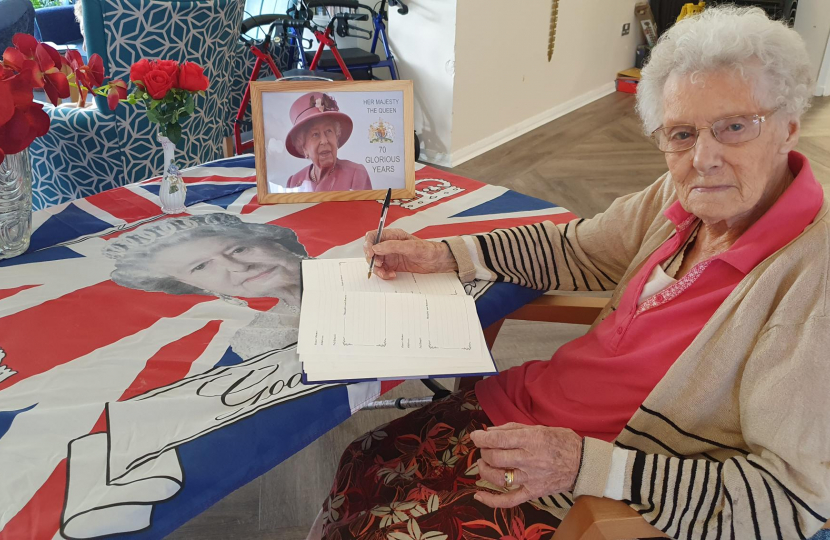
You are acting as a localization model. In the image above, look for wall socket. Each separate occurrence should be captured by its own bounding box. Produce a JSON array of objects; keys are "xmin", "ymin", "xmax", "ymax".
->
[{"xmin": 621, "ymin": 22, "xmax": 631, "ymax": 36}]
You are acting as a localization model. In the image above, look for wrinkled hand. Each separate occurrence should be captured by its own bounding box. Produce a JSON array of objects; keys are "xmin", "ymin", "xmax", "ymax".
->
[
  {"xmin": 363, "ymin": 228, "xmax": 458, "ymax": 280},
  {"xmin": 469, "ymin": 423, "xmax": 583, "ymax": 508}
]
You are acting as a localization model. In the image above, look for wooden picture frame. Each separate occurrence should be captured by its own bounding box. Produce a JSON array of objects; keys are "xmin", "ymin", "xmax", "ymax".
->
[{"xmin": 251, "ymin": 80, "xmax": 416, "ymax": 204}]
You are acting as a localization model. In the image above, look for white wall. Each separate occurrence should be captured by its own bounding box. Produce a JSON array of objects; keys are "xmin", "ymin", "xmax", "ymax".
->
[
  {"xmin": 819, "ymin": 31, "xmax": 830, "ymax": 96},
  {"xmin": 388, "ymin": 0, "xmax": 458, "ymax": 164},
  {"xmin": 450, "ymin": 0, "xmax": 643, "ymax": 165},
  {"xmin": 793, "ymin": 0, "xmax": 830, "ymax": 95}
]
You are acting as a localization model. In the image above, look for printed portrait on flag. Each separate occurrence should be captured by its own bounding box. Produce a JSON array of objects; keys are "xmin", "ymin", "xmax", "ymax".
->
[
  {"xmin": 102, "ymin": 213, "xmax": 305, "ymax": 357},
  {"xmin": 251, "ymin": 80, "xmax": 416, "ymax": 204}
]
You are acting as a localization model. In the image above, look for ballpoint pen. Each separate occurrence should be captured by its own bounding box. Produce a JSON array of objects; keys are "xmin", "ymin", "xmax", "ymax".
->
[{"xmin": 368, "ymin": 188, "xmax": 393, "ymax": 279}]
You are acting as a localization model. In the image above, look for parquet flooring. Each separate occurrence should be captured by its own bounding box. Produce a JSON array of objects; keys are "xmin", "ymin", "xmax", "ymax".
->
[{"xmin": 166, "ymin": 92, "xmax": 829, "ymax": 540}]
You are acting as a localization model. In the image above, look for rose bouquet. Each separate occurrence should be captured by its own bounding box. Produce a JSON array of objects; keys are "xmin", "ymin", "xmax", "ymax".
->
[
  {"xmin": 125, "ymin": 59, "xmax": 210, "ymax": 213},
  {"xmin": 0, "ymin": 33, "xmax": 126, "ymax": 165},
  {"xmin": 127, "ymin": 59, "xmax": 210, "ymax": 144}
]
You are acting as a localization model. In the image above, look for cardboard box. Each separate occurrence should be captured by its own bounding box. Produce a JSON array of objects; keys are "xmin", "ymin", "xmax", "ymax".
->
[
  {"xmin": 635, "ymin": 2, "xmax": 658, "ymax": 47},
  {"xmin": 616, "ymin": 67, "xmax": 641, "ymax": 80}
]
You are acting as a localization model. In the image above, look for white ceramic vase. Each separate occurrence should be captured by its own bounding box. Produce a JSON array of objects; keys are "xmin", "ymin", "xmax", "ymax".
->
[{"xmin": 158, "ymin": 134, "xmax": 187, "ymax": 214}]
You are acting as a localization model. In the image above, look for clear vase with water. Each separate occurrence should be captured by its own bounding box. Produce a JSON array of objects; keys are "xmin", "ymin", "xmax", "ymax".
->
[
  {"xmin": 0, "ymin": 149, "xmax": 33, "ymax": 260},
  {"xmin": 158, "ymin": 134, "xmax": 187, "ymax": 214}
]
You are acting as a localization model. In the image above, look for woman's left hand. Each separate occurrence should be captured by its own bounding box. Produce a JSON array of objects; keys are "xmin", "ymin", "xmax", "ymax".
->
[{"xmin": 469, "ymin": 423, "xmax": 583, "ymax": 508}]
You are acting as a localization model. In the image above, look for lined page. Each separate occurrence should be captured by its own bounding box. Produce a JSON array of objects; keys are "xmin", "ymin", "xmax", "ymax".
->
[
  {"xmin": 298, "ymin": 291, "xmax": 479, "ymax": 358},
  {"xmin": 344, "ymin": 294, "xmax": 386, "ymax": 346},
  {"xmin": 426, "ymin": 296, "xmax": 473, "ymax": 350},
  {"xmin": 302, "ymin": 259, "xmax": 465, "ymax": 296}
]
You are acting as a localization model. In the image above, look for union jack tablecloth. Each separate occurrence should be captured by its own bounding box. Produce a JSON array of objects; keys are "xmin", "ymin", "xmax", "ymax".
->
[{"xmin": 0, "ymin": 156, "xmax": 576, "ymax": 540}]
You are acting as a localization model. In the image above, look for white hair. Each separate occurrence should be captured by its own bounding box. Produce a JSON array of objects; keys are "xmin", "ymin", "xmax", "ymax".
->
[
  {"xmin": 74, "ymin": 0, "xmax": 85, "ymax": 40},
  {"xmin": 636, "ymin": 5, "xmax": 814, "ymax": 134}
]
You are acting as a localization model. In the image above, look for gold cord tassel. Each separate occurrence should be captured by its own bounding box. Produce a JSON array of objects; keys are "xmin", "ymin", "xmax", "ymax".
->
[{"xmin": 548, "ymin": 0, "xmax": 559, "ymax": 62}]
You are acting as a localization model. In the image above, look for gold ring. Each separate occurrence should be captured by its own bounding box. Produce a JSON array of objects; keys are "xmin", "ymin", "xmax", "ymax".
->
[{"xmin": 504, "ymin": 469, "xmax": 515, "ymax": 489}]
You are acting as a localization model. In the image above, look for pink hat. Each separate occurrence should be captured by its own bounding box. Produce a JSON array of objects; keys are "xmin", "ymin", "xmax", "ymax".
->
[{"xmin": 285, "ymin": 92, "xmax": 354, "ymax": 158}]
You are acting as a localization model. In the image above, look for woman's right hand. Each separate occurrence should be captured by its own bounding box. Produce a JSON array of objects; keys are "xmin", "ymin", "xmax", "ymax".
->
[{"xmin": 363, "ymin": 228, "xmax": 459, "ymax": 280}]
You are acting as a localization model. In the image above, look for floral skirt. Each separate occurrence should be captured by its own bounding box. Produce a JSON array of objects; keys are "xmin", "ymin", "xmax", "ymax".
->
[{"xmin": 321, "ymin": 389, "xmax": 562, "ymax": 540}]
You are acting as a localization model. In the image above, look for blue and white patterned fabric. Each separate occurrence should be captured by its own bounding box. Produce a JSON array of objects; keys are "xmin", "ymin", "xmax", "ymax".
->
[{"xmin": 29, "ymin": 0, "xmax": 245, "ymax": 210}]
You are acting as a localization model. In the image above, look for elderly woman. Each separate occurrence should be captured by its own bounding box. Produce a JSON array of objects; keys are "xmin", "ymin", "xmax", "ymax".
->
[
  {"xmin": 285, "ymin": 92, "xmax": 372, "ymax": 192},
  {"xmin": 103, "ymin": 213, "xmax": 307, "ymax": 357},
  {"xmin": 316, "ymin": 7, "xmax": 830, "ymax": 540}
]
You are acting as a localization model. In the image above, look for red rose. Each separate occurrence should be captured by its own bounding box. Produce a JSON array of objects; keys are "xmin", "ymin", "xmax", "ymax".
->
[
  {"xmin": 155, "ymin": 59, "xmax": 179, "ymax": 88},
  {"xmin": 177, "ymin": 62, "xmax": 209, "ymax": 92},
  {"xmin": 130, "ymin": 58, "xmax": 152, "ymax": 88},
  {"xmin": 143, "ymin": 69, "xmax": 173, "ymax": 100}
]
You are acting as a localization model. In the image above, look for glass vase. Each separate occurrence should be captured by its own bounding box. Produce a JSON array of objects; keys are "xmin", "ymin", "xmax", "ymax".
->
[
  {"xmin": 158, "ymin": 134, "xmax": 187, "ymax": 214},
  {"xmin": 0, "ymin": 149, "xmax": 33, "ymax": 260}
]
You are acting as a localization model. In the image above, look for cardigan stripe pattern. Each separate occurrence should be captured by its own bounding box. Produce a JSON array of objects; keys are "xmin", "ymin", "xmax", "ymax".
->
[
  {"xmin": 444, "ymin": 171, "xmax": 830, "ymax": 540},
  {"xmin": 459, "ymin": 221, "xmax": 618, "ymax": 292}
]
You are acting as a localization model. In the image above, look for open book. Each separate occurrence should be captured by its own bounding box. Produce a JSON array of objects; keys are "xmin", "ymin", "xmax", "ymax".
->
[{"xmin": 298, "ymin": 258, "xmax": 497, "ymax": 383}]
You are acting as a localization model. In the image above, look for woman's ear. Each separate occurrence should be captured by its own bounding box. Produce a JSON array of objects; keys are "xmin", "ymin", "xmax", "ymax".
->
[{"xmin": 779, "ymin": 118, "xmax": 800, "ymax": 155}]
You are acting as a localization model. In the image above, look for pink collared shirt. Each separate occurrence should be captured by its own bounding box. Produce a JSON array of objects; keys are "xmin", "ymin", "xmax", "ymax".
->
[
  {"xmin": 286, "ymin": 159, "xmax": 372, "ymax": 192},
  {"xmin": 476, "ymin": 152, "xmax": 825, "ymax": 440}
]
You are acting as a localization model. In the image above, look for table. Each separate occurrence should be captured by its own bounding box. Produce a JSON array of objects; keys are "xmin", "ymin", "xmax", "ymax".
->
[{"xmin": 0, "ymin": 156, "xmax": 576, "ymax": 540}]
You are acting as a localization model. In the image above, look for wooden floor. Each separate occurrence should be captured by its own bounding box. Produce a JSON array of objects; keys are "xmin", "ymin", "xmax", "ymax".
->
[
  {"xmin": 454, "ymin": 91, "xmax": 830, "ymax": 217},
  {"xmin": 166, "ymin": 92, "xmax": 830, "ymax": 540}
]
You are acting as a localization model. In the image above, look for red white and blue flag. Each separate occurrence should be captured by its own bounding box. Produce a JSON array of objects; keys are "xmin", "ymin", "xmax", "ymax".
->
[{"xmin": 0, "ymin": 156, "xmax": 574, "ymax": 540}]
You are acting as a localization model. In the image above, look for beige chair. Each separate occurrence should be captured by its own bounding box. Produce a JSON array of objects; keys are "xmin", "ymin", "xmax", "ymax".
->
[{"xmin": 470, "ymin": 294, "xmax": 830, "ymax": 540}]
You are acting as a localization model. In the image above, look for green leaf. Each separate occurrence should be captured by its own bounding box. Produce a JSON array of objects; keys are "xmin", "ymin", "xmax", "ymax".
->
[
  {"xmin": 146, "ymin": 108, "xmax": 160, "ymax": 124},
  {"xmin": 167, "ymin": 123, "xmax": 182, "ymax": 145},
  {"xmin": 184, "ymin": 94, "xmax": 195, "ymax": 115},
  {"xmin": 150, "ymin": 100, "xmax": 160, "ymax": 110}
]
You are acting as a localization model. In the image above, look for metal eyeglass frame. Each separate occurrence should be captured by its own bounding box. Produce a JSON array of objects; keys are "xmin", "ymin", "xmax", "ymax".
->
[{"xmin": 650, "ymin": 108, "xmax": 781, "ymax": 153}]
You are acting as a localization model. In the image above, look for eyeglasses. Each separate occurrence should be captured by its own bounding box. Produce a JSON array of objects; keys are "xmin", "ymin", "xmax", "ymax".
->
[{"xmin": 650, "ymin": 109, "xmax": 780, "ymax": 153}]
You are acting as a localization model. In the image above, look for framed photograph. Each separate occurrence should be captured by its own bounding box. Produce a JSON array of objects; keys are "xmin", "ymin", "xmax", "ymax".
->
[{"xmin": 251, "ymin": 80, "xmax": 416, "ymax": 204}]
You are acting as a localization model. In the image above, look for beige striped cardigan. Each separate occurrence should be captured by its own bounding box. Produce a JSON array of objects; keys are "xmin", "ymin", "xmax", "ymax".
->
[{"xmin": 444, "ymin": 173, "xmax": 830, "ymax": 540}]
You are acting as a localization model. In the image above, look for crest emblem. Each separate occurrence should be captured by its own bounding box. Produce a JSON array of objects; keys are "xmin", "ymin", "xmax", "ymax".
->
[{"xmin": 368, "ymin": 118, "xmax": 394, "ymax": 143}]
